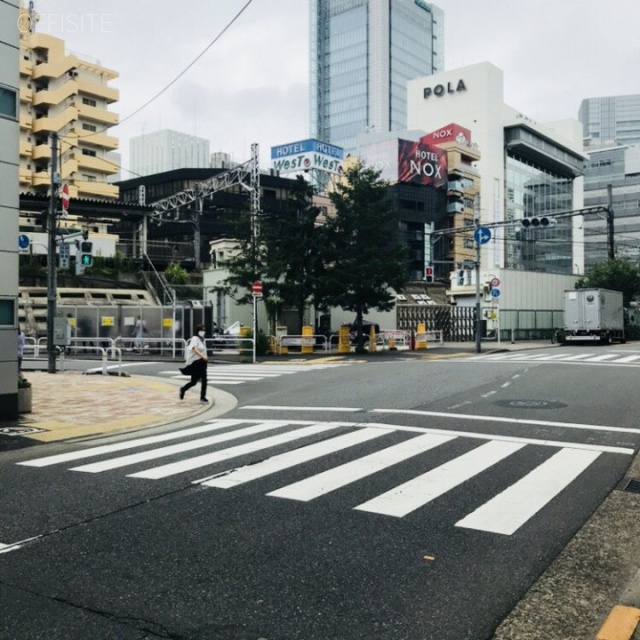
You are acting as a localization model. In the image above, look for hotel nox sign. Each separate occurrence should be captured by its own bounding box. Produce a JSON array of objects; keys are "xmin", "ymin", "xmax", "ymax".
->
[{"xmin": 423, "ymin": 79, "xmax": 467, "ymax": 99}]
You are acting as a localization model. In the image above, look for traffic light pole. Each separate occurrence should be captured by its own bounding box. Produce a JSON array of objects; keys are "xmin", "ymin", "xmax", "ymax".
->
[
  {"xmin": 47, "ymin": 132, "xmax": 59, "ymax": 374},
  {"xmin": 474, "ymin": 228, "xmax": 482, "ymax": 354}
]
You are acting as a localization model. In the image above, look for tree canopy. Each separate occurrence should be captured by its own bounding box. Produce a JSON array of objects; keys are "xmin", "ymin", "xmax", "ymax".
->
[{"xmin": 576, "ymin": 259, "xmax": 640, "ymax": 307}]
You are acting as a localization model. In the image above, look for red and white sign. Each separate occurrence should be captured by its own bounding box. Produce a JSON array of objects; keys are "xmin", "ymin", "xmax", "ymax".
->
[
  {"xmin": 60, "ymin": 183, "xmax": 70, "ymax": 216},
  {"xmin": 252, "ymin": 281, "xmax": 263, "ymax": 296},
  {"xmin": 490, "ymin": 277, "xmax": 501, "ymax": 288},
  {"xmin": 420, "ymin": 123, "xmax": 472, "ymax": 147}
]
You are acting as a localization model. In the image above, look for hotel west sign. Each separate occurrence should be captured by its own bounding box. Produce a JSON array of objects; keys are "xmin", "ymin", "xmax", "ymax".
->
[{"xmin": 423, "ymin": 79, "xmax": 467, "ymax": 99}]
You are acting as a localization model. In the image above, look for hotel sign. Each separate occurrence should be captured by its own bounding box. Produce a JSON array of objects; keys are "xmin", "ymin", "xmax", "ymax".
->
[{"xmin": 271, "ymin": 139, "xmax": 344, "ymax": 176}]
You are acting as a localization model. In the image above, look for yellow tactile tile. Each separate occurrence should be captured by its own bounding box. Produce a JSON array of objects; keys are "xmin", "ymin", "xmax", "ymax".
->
[{"xmin": 596, "ymin": 605, "xmax": 640, "ymax": 640}]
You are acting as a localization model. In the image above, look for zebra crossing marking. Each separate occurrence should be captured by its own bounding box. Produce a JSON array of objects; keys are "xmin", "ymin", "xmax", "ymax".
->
[
  {"xmin": 16, "ymin": 419, "xmax": 635, "ymax": 536},
  {"xmin": 455, "ymin": 448, "xmax": 601, "ymax": 535},
  {"xmin": 468, "ymin": 351, "xmax": 640, "ymax": 366}
]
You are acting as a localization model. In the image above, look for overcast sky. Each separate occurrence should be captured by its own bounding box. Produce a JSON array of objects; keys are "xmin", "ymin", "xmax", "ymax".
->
[{"xmin": 31, "ymin": 0, "xmax": 640, "ymax": 177}]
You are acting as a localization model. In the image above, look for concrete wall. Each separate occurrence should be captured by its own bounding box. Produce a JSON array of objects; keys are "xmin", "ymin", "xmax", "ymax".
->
[{"xmin": 0, "ymin": 0, "xmax": 20, "ymax": 417}]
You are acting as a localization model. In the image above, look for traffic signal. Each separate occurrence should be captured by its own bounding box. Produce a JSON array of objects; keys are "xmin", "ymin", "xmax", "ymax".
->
[
  {"xmin": 80, "ymin": 241, "xmax": 93, "ymax": 267},
  {"xmin": 425, "ymin": 265, "xmax": 434, "ymax": 284},
  {"xmin": 521, "ymin": 216, "xmax": 558, "ymax": 228}
]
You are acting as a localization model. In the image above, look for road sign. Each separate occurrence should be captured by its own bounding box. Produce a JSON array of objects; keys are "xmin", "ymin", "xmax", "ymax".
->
[
  {"xmin": 252, "ymin": 281, "xmax": 263, "ymax": 296},
  {"xmin": 61, "ymin": 183, "xmax": 70, "ymax": 217},
  {"xmin": 490, "ymin": 288, "xmax": 501, "ymax": 298},
  {"xmin": 473, "ymin": 227, "xmax": 492, "ymax": 244},
  {"xmin": 18, "ymin": 234, "xmax": 30, "ymax": 251},
  {"xmin": 490, "ymin": 277, "xmax": 500, "ymax": 288}
]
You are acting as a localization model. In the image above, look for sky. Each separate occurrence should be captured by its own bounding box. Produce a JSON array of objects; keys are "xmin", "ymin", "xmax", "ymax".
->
[{"xmin": 29, "ymin": 0, "xmax": 640, "ymax": 178}]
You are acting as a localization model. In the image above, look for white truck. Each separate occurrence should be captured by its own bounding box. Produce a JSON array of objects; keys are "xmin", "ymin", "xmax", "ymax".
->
[{"xmin": 562, "ymin": 288, "xmax": 625, "ymax": 344}]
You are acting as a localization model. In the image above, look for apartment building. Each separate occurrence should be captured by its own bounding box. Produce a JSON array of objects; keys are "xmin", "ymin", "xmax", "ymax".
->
[{"xmin": 18, "ymin": 5, "xmax": 119, "ymax": 200}]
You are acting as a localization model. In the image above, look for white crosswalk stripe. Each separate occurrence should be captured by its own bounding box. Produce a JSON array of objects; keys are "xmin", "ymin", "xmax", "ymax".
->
[
  {"xmin": 469, "ymin": 351, "xmax": 640, "ymax": 366},
  {"xmin": 17, "ymin": 419, "xmax": 633, "ymax": 536},
  {"xmin": 159, "ymin": 363, "xmax": 351, "ymax": 385}
]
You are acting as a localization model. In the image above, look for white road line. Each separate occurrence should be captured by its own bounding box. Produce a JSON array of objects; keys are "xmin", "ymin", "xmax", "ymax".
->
[
  {"xmin": 371, "ymin": 408, "xmax": 640, "ymax": 435},
  {"xmin": 531, "ymin": 354, "xmax": 574, "ymax": 360},
  {"xmin": 355, "ymin": 440, "xmax": 525, "ymax": 517},
  {"xmin": 455, "ymin": 448, "xmax": 601, "ymax": 535},
  {"xmin": 127, "ymin": 422, "xmax": 349, "ymax": 480},
  {"xmin": 202, "ymin": 428, "xmax": 390, "ymax": 489},
  {"xmin": 585, "ymin": 354, "xmax": 619, "ymax": 361},
  {"xmin": 555, "ymin": 353, "xmax": 595, "ymax": 360},
  {"xmin": 71, "ymin": 421, "xmax": 295, "ymax": 473},
  {"xmin": 241, "ymin": 405, "xmax": 362, "ymax": 412},
  {"xmin": 614, "ymin": 355, "xmax": 640, "ymax": 363},
  {"xmin": 267, "ymin": 432, "xmax": 454, "ymax": 502},
  {"xmin": 18, "ymin": 420, "xmax": 246, "ymax": 467}
]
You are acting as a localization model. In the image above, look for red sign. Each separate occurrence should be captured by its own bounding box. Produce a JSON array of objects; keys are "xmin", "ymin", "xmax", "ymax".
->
[
  {"xmin": 420, "ymin": 123, "xmax": 472, "ymax": 146},
  {"xmin": 252, "ymin": 281, "xmax": 263, "ymax": 295},
  {"xmin": 61, "ymin": 183, "xmax": 70, "ymax": 211},
  {"xmin": 397, "ymin": 139, "xmax": 447, "ymax": 188}
]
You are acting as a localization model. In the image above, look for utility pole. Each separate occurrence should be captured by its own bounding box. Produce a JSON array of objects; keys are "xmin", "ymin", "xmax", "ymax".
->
[
  {"xmin": 474, "ymin": 195, "xmax": 482, "ymax": 354},
  {"xmin": 46, "ymin": 132, "xmax": 59, "ymax": 374},
  {"xmin": 607, "ymin": 184, "xmax": 614, "ymax": 260}
]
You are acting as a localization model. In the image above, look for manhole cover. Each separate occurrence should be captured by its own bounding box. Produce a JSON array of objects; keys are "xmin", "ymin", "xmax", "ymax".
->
[
  {"xmin": 493, "ymin": 399, "xmax": 567, "ymax": 410},
  {"xmin": 0, "ymin": 426, "xmax": 47, "ymax": 436}
]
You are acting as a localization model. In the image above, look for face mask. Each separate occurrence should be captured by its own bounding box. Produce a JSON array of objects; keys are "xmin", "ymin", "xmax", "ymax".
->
[{"xmin": 198, "ymin": 331, "xmax": 205, "ymax": 338}]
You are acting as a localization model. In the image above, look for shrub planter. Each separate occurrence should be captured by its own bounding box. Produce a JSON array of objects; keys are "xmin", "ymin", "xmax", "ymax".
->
[{"xmin": 17, "ymin": 386, "xmax": 32, "ymax": 414}]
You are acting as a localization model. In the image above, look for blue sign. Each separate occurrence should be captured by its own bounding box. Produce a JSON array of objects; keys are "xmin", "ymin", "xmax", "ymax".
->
[
  {"xmin": 271, "ymin": 139, "xmax": 344, "ymax": 161},
  {"xmin": 490, "ymin": 288, "xmax": 501, "ymax": 298},
  {"xmin": 18, "ymin": 234, "xmax": 30, "ymax": 250},
  {"xmin": 473, "ymin": 226, "xmax": 492, "ymax": 244}
]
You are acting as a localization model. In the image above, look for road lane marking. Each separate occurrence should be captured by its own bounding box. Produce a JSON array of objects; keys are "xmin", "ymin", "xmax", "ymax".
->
[
  {"xmin": 371, "ymin": 408, "xmax": 640, "ymax": 435},
  {"xmin": 455, "ymin": 448, "xmax": 601, "ymax": 535},
  {"xmin": 355, "ymin": 441, "xmax": 525, "ymax": 517},
  {"xmin": 18, "ymin": 420, "xmax": 246, "ymax": 467},
  {"xmin": 127, "ymin": 422, "xmax": 356, "ymax": 480},
  {"xmin": 586, "ymin": 354, "xmax": 619, "ymax": 361},
  {"xmin": 614, "ymin": 355, "xmax": 640, "ymax": 363},
  {"xmin": 202, "ymin": 428, "xmax": 392, "ymax": 489},
  {"xmin": 266, "ymin": 433, "xmax": 455, "ymax": 502},
  {"xmin": 242, "ymin": 405, "xmax": 362, "ymax": 412}
]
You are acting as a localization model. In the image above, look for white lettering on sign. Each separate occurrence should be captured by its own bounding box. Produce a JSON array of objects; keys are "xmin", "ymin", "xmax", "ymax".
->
[
  {"xmin": 432, "ymin": 128, "xmax": 453, "ymax": 139},
  {"xmin": 423, "ymin": 79, "xmax": 467, "ymax": 99},
  {"xmin": 409, "ymin": 160, "xmax": 442, "ymax": 179}
]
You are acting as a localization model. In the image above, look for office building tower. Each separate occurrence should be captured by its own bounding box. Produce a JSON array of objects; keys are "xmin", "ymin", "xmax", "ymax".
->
[
  {"xmin": 18, "ymin": 5, "xmax": 120, "ymax": 200},
  {"xmin": 130, "ymin": 129, "xmax": 210, "ymax": 177},
  {"xmin": 579, "ymin": 94, "xmax": 640, "ymax": 147},
  {"xmin": 310, "ymin": 0, "xmax": 444, "ymax": 153}
]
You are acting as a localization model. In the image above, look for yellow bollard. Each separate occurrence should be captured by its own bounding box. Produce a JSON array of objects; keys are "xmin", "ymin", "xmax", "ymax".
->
[
  {"xmin": 369, "ymin": 324, "xmax": 377, "ymax": 352},
  {"xmin": 301, "ymin": 325, "xmax": 313, "ymax": 354},
  {"xmin": 338, "ymin": 326, "xmax": 351, "ymax": 353},
  {"xmin": 389, "ymin": 333, "xmax": 396, "ymax": 350},
  {"xmin": 416, "ymin": 322, "xmax": 427, "ymax": 350}
]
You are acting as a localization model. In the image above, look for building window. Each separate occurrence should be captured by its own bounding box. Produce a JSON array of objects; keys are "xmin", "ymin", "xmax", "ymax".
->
[
  {"xmin": 0, "ymin": 299, "xmax": 16, "ymax": 326},
  {"xmin": 82, "ymin": 149, "xmax": 97, "ymax": 157},
  {"xmin": 0, "ymin": 86, "xmax": 18, "ymax": 119},
  {"xmin": 82, "ymin": 123, "xmax": 97, "ymax": 132},
  {"xmin": 82, "ymin": 97, "xmax": 97, "ymax": 107}
]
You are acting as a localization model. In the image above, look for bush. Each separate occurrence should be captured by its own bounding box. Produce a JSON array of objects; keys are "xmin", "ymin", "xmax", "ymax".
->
[{"xmin": 18, "ymin": 377, "xmax": 31, "ymax": 389}]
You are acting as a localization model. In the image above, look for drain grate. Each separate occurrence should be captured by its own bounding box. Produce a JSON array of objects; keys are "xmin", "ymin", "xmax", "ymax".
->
[{"xmin": 619, "ymin": 478, "xmax": 640, "ymax": 494}]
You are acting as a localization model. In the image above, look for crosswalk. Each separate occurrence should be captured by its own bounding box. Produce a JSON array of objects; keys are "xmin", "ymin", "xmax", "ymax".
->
[
  {"xmin": 159, "ymin": 362, "xmax": 351, "ymax": 385},
  {"xmin": 468, "ymin": 351, "xmax": 640, "ymax": 366},
  {"xmin": 17, "ymin": 418, "xmax": 633, "ymax": 536}
]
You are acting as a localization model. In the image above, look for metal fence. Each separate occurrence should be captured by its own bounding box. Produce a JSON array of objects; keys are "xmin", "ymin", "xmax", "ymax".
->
[{"xmin": 397, "ymin": 305, "xmax": 476, "ymax": 342}]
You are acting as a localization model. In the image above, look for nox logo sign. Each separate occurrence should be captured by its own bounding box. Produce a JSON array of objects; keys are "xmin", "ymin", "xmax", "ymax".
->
[{"xmin": 423, "ymin": 79, "xmax": 467, "ymax": 99}]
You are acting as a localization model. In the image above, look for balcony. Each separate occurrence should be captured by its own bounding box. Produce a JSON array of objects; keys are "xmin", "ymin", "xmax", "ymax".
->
[
  {"xmin": 447, "ymin": 180, "xmax": 463, "ymax": 193},
  {"xmin": 75, "ymin": 180, "xmax": 119, "ymax": 200},
  {"xmin": 32, "ymin": 79, "xmax": 78, "ymax": 106},
  {"xmin": 74, "ymin": 130, "xmax": 118, "ymax": 151},
  {"xmin": 77, "ymin": 79, "xmax": 119, "ymax": 104},
  {"xmin": 447, "ymin": 202, "xmax": 464, "ymax": 214},
  {"xmin": 31, "ymin": 106, "xmax": 79, "ymax": 133},
  {"xmin": 19, "ymin": 141, "xmax": 32, "ymax": 157},
  {"xmin": 19, "ymin": 168, "xmax": 32, "ymax": 186},
  {"xmin": 77, "ymin": 102, "xmax": 118, "ymax": 126},
  {"xmin": 74, "ymin": 152, "xmax": 118, "ymax": 175},
  {"xmin": 32, "ymin": 143, "xmax": 51, "ymax": 160},
  {"xmin": 20, "ymin": 87, "xmax": 33, "ymax": 103},
  {"xmin": 20, "ymin": 58, "xmax": 33, "ymax": 77},
  {"xmin": 19, "ymin": 113, "xmax": 32, "ymax": 130},
  {"xmin": 32, "ymin": 53, "xmax": 81, "ymax": 81}
]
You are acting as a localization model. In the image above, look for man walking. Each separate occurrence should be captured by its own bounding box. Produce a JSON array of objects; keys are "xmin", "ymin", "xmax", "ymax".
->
[{"xmin": 179, "ymin": 324, "xmax": 209, "ymax": 403}]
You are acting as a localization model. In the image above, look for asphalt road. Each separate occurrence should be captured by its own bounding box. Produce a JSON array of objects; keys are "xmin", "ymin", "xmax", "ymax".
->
[{"xmin": 2, "ymin": 345, "xmax": 640, "ymax": 639}]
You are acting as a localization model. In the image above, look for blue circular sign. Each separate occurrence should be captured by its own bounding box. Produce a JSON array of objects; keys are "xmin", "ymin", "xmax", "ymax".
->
[
  {"xmin": 18, "ymin": 234, "xmax": 30, "ymax": 249},
  {"xmin": 490, "ymin": 288, "xmax": 501, "ymax": 298},
  {"xmin": 473, "ymin": 226, "xmax": 492, "ymax": 244}
]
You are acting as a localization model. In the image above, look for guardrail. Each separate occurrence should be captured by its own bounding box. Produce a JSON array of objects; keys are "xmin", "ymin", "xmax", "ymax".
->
[
  {"xmin": 275, "ymin": 334, "xmax": 329, "ymax": 353},
  {"xmin": 34, "ymin": 340, "xmax": 123, "ymax": 376}
]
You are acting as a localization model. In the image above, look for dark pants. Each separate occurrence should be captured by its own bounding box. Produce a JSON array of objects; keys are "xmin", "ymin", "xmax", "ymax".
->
[{"xmin": 180, "ymin": 359, "xmax": 208, "ymax": 399}]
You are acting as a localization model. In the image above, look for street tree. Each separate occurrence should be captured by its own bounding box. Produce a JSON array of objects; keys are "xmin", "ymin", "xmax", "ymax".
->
[
  {"xmin": 575, "ymin": 258, "xmax": 640, "ymax": 307},
  {"xmin": 320, "ymin": 160, "xmax": 408, "ymax": 353}
]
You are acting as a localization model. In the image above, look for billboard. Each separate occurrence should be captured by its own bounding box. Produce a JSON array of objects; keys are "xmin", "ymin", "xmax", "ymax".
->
[
  {"xmin": 271, "ymin": 139, "xmax": 344, "ymax": 175},
  {"xmin": 359, "ymin": 139, "xmax": 447, "ymax": 188},
  {"xmin": 420, "ymin": 122, "xmax": 472, "ymax": 146}
]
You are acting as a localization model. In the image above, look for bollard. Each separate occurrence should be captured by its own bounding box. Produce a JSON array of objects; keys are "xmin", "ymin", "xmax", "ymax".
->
[
  {"xmin": 416, "ymin": 322, "xmax": 427, "ymax": 350},
  {"xmin": 511, "ymin": 328, "xmax": 515, "ymax": 344},
  {"xmin": 101, "ymin": 350, "xmax": 108, "ymax": 375},
  {"xmin": 338, "ymin": 326, "xmax": 350, "ymax": 353},
  {"xmin": 302, "ymin": 325, "xmax": 314, "ymax": 354},
  {"xmin": 389, "ymin": 333, "xmax": 396, "ymax": 350},
  {"xmin": 369, "ymin": 325, "xmax": 377, "ymax": 352}
]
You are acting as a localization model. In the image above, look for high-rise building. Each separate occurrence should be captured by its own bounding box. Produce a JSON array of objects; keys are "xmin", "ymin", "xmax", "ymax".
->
[
  {"xmin": 583, "ymin": 144, "xmax": 640, "ymax": 268},
  {"xmin": 0, "ymin": 0, "xmax": 20, "ymax": 417},
  {"xmin": 18, "ymin": 5, "xmax": 120, "ymax": 199},
  {"xmin": 130, "ymin": 129, "xmax": 210, "ymax": 177},
  {"xmin": 310, "ymin": 0, "xmax": 444, "ymax": 154},
  {"xmin": 579, "ymin": 94, "xmax": 640, "ymax": 147}
]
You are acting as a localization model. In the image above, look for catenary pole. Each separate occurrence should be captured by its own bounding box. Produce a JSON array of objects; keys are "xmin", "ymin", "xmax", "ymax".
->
[{"xmin": 47, "ymin": 132, "xmax": 59, "ymax": 374}]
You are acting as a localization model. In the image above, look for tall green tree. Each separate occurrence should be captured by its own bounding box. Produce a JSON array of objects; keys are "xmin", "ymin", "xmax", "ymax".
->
[
  {"xmin": 320, "ymin": 160, "xmax": 408, "ymax": 352},
  {"xmin": 575, "ymin": 259, "xmax": 640, "ymax": 306},
  {"xmin": 223, "ymin": 176, "xmax": 324, "ymax": 333}
]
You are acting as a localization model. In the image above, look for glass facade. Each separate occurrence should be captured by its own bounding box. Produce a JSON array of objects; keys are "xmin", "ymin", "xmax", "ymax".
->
[
  {"xmin": 310, "ymin": 0, "xmax": 444, "ymax": 154},
  {"xmin": 579, "ymin": 95, "xmax": 640, "ymax": 147},
  {"xmin": 505, "ymin": 154, "xmax": 574, "ymax": 274}
]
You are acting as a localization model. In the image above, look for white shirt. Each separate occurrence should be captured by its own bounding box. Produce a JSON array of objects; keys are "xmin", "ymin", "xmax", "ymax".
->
[{"xmin": 185, "ymin": 335, "xmax": 206, "ymax": 366}]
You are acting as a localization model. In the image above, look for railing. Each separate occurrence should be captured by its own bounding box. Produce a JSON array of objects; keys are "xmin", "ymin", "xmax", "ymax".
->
[
  {"xmin": 204, "ymin": 336, "xmax": 255, "ymax": 359},
  {"xmin": 32, "ymin": 338, "xmax": 122, "ymax": 376},
  {"xmin": 275, "ymin": 334, "xmax": 329, "ymax": 353}
]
